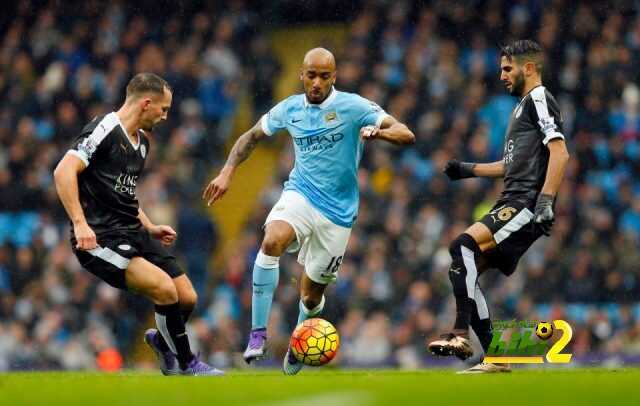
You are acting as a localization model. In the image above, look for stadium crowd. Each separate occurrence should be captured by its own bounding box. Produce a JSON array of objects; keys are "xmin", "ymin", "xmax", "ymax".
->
[{"xmin": 1, "ymin": 0, "xmax": 640, "ymax": 370}]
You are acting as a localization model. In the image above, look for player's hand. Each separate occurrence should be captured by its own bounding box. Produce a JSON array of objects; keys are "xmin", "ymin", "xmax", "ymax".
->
[
  {"xmin": 149, "ymin": 225, "xmax": 177, "ymax": 246},
  {"xmin": 533, "ymin": 193, "xmax": 555, "ymax": 236},
  {"xmin": 360, "ymin": 125, "xmax": 380, "ymax": 141},
  {"xmin": 443, "ymin": 160, "xmax": 476, "ymax": 180},
  {"xmin": 203, "ymin": 171, "xmax": 232, "ymax": 206},
  {"xmin": 74, "ymin": 221, "xmax": 97, "ymax": 250}
]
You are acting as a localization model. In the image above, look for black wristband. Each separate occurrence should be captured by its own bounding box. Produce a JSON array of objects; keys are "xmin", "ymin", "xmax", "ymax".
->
[{"xmin": 459, "ymin": 162, "xmax": 476, "ymax": 178}]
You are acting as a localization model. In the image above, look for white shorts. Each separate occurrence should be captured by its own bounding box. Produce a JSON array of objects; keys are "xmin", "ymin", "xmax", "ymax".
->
[{"xmin": 264, "ymin": 190, "xmax": 351, "ymax": 284}]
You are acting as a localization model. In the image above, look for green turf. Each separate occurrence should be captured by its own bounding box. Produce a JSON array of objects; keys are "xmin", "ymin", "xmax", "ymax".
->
[{"xmin": 0, "ymin": 368, "xmax": 637, "ymax": 406}]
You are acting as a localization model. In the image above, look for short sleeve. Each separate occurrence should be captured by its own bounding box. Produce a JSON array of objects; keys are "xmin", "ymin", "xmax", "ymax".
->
[
  {"xmin": 67, "ymin": 114, "xmax": 117, "ymax": 167},
  {"xmin": 260, "ymin": 99, "xmax": 288, "ymax": 136},
  {"xmin": 530, "ymin": 87, "xmax": 565, "ymax": 145},
  {"xmin": 355, "ymin": 95, "xmax": 389, "ymax": 128}
]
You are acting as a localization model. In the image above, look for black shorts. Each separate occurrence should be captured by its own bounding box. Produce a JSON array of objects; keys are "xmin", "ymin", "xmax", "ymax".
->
[
  {"xmin": 72, "ymin": 229, "xmax": 184, "ymax": 290},
  {"xmin": 479, "ymin": 198, "xmax": 544, "ymax": 276}
]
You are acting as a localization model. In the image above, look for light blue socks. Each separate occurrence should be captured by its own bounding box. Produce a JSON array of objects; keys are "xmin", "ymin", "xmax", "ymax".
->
[
  {"xmin": 251, "ymin": 251, "xmax": 280, "ymax": 330},
  {"xmin": 296, "ymin": 295, "xmax": 325, "ymax": 325}
]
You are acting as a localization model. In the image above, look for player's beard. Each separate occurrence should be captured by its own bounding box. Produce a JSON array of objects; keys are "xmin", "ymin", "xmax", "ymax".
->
[{"xmin": 511, "ymin": 71, "xmax": 526, "ymax": 96}]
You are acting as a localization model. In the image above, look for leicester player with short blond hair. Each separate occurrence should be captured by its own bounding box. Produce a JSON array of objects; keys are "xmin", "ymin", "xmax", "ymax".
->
[{"xmin": 54, "ymin": 73, "xmax": 222, "ymax": 376}]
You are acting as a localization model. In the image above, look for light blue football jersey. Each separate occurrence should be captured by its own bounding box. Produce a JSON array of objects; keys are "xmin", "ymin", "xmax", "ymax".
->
[{"xmin": 261, "ymin": 87, "xmax": 388, "ymax": 228}]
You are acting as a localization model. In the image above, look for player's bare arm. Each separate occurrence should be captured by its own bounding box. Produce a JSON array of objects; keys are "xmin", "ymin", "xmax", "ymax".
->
[
  {"xmin": 540, "ymin": 139, "xmax": 569, "ymax": 197},
  {"xmin": 533, "ymin": 138, "xmax": 570, "ymax": 235},
  {"xmin": 138, "ymin": 208, "xmax": 177, "ymax": 246},
  {"xmin": 203, "ymin": 121, "xmax": 267, "ymax": 205},
  {"xmin": 53, "ymin": 153, "xmax": 97, "ymax": 250},
  {"xmin": 360, "ymin": 116, "xmax": 415, "ymax": 145},
  {"xmin": 473, "ymin": 161, "xmax": 505, "ymax": 178}
]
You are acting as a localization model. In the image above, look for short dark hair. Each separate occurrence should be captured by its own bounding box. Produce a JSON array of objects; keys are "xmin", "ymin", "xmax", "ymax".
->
[
  {"xmin": 500, "ymin": 40, "xmax": 544, "ymax": 73},
  {"xmin": 125, "ymin": 72, "xmax": 171, "ymax": 99}
]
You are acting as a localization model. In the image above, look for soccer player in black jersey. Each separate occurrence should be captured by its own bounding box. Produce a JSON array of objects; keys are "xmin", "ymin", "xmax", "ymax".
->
[
  {"xmin": 53, "ymin": 73, "xmax": 222, "ymax": 376},
  {"xmin": 428, "ymin": 40, "xmax": 570, "ymax": 373}
]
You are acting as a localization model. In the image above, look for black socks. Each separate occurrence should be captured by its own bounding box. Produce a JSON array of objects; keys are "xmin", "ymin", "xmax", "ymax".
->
[{"xmin": 155, "ymin": 302, "xmax": 194, "ymax": 369}]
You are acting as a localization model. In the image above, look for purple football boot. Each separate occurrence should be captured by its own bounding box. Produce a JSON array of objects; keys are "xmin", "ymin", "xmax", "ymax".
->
[
  {"xmin": 243, "ymin": 328, "xmax": 267, "ymax": 364},
  {"xmin": 144, "ymin": 328, "xmax": 179, "ymax": 376},
  {"xmin": 180, "ymin": 353, "xmax": 225, "ymax": 376}
]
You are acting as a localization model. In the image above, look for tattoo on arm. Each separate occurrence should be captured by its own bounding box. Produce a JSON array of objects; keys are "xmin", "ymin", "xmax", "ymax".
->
[{"xmin": 226, "ymin": 124, "xmax": 264, "ymax": 167}]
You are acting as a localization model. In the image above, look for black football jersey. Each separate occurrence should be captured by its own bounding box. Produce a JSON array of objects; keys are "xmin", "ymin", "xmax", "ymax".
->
[
  {"xmin": 502, "ymin": 85, "xmax": 565, "ymax": 200},
  {"xmin": 67, "ymin": 112, "xmax": 149, "ymax": 237}
]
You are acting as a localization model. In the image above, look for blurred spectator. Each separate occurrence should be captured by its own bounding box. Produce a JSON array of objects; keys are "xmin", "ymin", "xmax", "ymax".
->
[{"xmin": 176, "ymin": 199, "xmax": 218, "ymax": 300}]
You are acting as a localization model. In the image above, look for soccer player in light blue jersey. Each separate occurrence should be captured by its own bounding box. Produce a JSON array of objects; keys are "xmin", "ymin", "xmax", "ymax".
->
[{"xmin": 203, "ymin": 48, "xmax": 415, "ymax": 375}]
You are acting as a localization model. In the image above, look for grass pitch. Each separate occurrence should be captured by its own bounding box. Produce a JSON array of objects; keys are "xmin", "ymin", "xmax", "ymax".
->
[{"xmin": 1, "ymin": 368, "xmax": 637, "ymax": 406}]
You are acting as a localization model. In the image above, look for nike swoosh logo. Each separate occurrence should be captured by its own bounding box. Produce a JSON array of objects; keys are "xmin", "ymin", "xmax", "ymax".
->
[{"xmin": 292, "ymin": 119, "xmax": 302, "ymax": 123}]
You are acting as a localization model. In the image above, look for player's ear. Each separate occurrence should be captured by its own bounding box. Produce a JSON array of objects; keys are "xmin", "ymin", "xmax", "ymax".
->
[
  {"xmin": 141, "ymin": 97, "xmax": 152, "ymax": 111},
  {"xmin": 524, "ymin": 61, "xmax": 536, "ymax": 77}
]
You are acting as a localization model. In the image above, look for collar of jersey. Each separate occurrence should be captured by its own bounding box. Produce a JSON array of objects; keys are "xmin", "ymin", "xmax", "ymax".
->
[
  {"xmin": 113, "ymin": 112, "xmax": 140, "ymax": 150},
  {"xmin": 303, "ymin": 86, "xmax": 337, "ymax": 109},
  {"xmin": 520, "ymin": 84, "xmax": 544, "ymax": 102}
]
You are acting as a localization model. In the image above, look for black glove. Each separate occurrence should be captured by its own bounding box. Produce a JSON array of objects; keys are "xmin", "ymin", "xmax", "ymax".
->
[
  {"xmin": 443, "ymin": 160, "xmax": 476, "ymax": 180},
  {"xmin": 533, "ymin": 193, "xmax": 555, "ymax": 236}
]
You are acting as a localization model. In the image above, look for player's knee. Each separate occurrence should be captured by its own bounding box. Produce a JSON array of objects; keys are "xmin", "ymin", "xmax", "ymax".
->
[
  {"xmin": 153, "ymin": 278, "xmax": 179, "ymax": 304},
  {"xmin": 261, "ymin": 235, "xmax": 287, "ymax": 257},
  {"xmin": 448, "ymin": 233, "xmax": 484, "ymax": 298},
  {"xmin": 449, "ymin": 233, "xmax": 479, "ymax": 256},
  {"xmin": 180, "ymin": 288, "xmax": 198, "ymax": 310},
  {"xmin": 449, "ymin": 234, "xmax": 464, "ymax": 256}
]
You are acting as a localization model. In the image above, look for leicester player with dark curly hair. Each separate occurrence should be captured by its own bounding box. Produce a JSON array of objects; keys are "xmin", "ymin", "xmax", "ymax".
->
[{"xmin": 428, "ymin": 40, "xmax": 570, "ymax": 373}]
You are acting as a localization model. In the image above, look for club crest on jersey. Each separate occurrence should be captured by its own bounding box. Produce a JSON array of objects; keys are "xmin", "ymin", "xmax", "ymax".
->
[
  {"xmin": 140, "ymin": 144, "xmax": 146, "ymax": 158},
  {"xmin": 324, "ymin": 111, "xmax": 337, "ymax": 122}
]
